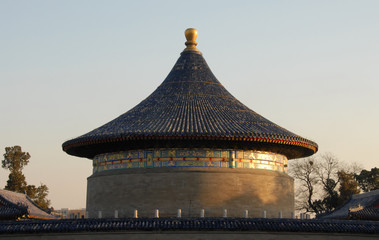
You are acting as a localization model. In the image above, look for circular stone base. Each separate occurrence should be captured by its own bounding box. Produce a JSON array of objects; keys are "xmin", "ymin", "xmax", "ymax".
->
[{"xmin": 86, "ymin": 168, "xmax": 294, "ymax": 218}]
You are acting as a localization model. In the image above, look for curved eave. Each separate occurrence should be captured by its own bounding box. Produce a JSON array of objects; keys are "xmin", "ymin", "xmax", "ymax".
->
[
  {"xmin": 27, "ymin": 214, "xmax": 57, "ymax": 220},
  {"xmin": 62, "ymin": 135, "xmax": 318, "ymax": 160}
]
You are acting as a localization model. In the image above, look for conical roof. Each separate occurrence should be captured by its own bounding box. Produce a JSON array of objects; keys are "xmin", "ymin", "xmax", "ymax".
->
[{"xmin": 63, "ymin": 29, "xmax": 317, "ymax": 159}]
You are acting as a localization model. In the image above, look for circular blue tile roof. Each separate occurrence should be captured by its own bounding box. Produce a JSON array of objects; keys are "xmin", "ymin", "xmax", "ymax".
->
[{"xmin": 63, "ymin": 38, "xmax": 318, "ymax": 159}]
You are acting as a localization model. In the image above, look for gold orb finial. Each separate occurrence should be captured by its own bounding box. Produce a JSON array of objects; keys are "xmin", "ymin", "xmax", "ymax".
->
[{"xmin": 184, "ymin": 28, "xmax": 199, "ymax": 52}]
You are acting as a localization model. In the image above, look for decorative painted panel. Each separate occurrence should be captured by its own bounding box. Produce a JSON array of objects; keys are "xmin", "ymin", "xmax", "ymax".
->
[{"xmin": 93, "ymin": 148, "xmax": 288, "ymax": 174}]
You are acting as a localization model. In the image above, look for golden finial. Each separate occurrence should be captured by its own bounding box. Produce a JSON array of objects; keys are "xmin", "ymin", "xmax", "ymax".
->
[{"xmin": 184, "ymin": 28, "xmax": 199, "ymax": 52}]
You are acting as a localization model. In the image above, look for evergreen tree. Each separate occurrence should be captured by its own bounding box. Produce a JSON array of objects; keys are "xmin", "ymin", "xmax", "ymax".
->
[
  {"xmin": 354, "ymin": 168, "xmax": 379, "ymax": 192},
  {"xmin": 2, "ymin": 146, "xmax": 51, "ymax": 209},
  {"xmin": 2, "ymin": 146, "xmax": 29, "ymax": 192},
  {"xmin": 338, "ymin": 170, "xmax": 360, "ymax": 204}
]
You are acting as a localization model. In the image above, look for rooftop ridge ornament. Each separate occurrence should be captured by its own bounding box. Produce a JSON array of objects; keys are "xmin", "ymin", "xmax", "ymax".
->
[{"xmin": 184, "ymin": 28, "xmax": 200, "ymax": 52}]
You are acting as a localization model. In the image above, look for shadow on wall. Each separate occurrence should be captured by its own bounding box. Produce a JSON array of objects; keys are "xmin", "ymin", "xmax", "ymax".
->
[{"xmin": 192, "ymin": 169, "xmax": 294, "ymax": 218}]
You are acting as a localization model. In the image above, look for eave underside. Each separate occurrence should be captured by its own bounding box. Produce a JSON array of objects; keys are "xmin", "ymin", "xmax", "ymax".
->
[{"xmin": 64, "ymin": 137, "xmax": 316, "ymax": 160}]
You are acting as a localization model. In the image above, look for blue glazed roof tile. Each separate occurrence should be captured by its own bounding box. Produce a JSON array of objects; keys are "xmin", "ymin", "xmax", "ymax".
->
[
  {"xmin": 1, "ymin": 217, "xmax": 379, "ymax": 234},
  {"xmin": 63, "ymin": 41, "xmax": 318, "ymax": 159}
]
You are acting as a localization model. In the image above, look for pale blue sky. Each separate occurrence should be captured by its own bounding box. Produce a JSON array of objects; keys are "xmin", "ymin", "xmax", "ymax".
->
[{"xmin": 0, "ymin": 0, "xmax": 378, "ymax": 209}]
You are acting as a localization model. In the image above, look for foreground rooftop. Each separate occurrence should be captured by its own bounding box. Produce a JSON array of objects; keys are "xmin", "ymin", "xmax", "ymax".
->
[{"xmin": 0, "ymin": 217, "xmax": 378, "ymax": 235}]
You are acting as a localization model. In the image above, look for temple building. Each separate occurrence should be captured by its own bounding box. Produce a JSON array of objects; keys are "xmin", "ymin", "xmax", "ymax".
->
[
  {"xmin": 320, "ymin": 189, "xmax": 379, "ymax": 221},
  {"xmin": 0, "ymin": 189, "xmax": 57, "ymax": 220},
  {"xmin": 62, "ymin": 28, "xmax": 318, "ymax": 218}
]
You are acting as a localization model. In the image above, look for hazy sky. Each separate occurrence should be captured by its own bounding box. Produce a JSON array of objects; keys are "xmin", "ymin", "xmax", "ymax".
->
[{"xmin": 0, "ymin": 1, "xmax": 378, "ymax": 209}]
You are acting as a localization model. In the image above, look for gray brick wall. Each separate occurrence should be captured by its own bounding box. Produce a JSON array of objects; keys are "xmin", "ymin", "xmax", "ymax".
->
[{"xmin": 86, "ymin": 168, "xmax": 294, "ymax": 218}]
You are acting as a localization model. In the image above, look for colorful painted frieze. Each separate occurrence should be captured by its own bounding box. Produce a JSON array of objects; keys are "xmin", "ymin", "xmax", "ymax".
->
[{"xmin": 92, "ymin": 148, "xmax": 288, "ymax": 174}]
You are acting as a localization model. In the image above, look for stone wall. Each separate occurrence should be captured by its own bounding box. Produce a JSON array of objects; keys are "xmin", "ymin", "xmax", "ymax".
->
[{"xmin": 86, "ymin": 168, "xmax": 294, "ymax": 218}]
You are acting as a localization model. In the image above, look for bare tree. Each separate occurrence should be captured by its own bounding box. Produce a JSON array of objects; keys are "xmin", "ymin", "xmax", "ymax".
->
[
  {"xmin": 288, "ymin": 153, "xmax": 360, "ymax": 216},
  {"xmin": 316, "ymin": 153, "xmax": 340, "ymax": 212},
  {"xmin": 289, "ymin": 156, "xmax": 320, "ymax": 214}
]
